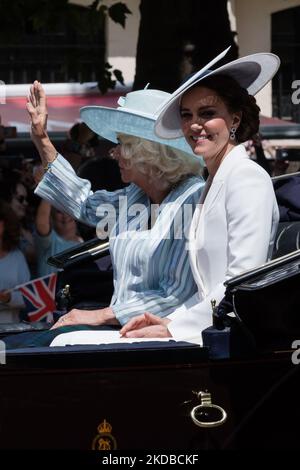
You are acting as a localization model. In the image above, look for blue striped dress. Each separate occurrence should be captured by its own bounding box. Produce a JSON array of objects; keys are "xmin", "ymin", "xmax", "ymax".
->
[{"xmin": 35, "ymin": 155, "xmax": 204, "ymax": 325}]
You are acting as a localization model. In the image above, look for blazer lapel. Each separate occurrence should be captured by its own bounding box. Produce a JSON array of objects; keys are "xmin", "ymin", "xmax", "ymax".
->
[
  {"xmin": 188, "ymin": 145, "xmax": 249, "ymax": 294},
  {"xmin": 188, "ymin": 204, "xmax": 207, "ymax": 295},
  {"xmin": 200, "ymin": 179, "xmax": 224, "ymax": 216},
  {"xmin": 200, "ymin": 144, "xmax": 249, "ymax": 220}
]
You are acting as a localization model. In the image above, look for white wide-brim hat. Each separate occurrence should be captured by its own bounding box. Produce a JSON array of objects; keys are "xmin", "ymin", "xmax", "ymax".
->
[
  {"xmin": 80, "ymin": 89, "xmax": 203, "ymax": 164},
  {"xmin": 154, "ymin": 47, "xmax": 281, "ymax": 139}
]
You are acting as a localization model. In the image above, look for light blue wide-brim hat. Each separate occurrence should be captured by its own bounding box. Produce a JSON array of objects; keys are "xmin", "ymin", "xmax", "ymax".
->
[
  {"xmin": 80, "ymin": 89, "xmax": 204, "ymax": 165},
  {"xmin": 154, "ymin": 47, "xmax": 281, "ymax": 139}
]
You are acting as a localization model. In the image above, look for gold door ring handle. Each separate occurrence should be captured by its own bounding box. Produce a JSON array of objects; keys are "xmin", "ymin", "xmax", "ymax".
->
[
  {"xmin": 190, "ymin": 391, "xmax": 227, "ymax": 428},
  {"xmin": 191, "ymin": 403, "xmax": 227, "ymax": 428}
]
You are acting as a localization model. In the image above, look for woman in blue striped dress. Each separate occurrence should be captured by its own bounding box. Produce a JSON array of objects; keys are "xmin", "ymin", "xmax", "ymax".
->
[{"xmin": 26, "ymin": 82, "xmax": 204, "ymax": 332}]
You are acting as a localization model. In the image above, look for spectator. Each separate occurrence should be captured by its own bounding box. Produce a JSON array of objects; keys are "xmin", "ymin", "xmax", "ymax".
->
[
  {"xmin": 0, "ymin": 201, "xmax": 30, "ymax": 323},
  {"xmin": 0, "ymin": 171, "xmax": 36, "ymax": 273},
  {"xmin": 35, "ymin": 199, "xmax": 83, "ymax": 278},
  {"xmin": 61, "ymin": 122, "xmax": 100, "ymax": 170}
]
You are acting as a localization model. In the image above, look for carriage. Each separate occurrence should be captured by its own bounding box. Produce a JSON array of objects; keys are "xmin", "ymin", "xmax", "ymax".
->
[{"xmin": 0, "ymin": 126, "xmax": 299, "ymax": 451}]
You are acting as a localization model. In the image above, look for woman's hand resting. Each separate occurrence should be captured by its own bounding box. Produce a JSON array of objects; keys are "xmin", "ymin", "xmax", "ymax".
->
[
  {"xmin": 50, "ymin": 307, "xmax": 119, "ymax": 330},
  {"xmin": 120, "ymin": 312, "xmax": 172, "ymax": 338}
]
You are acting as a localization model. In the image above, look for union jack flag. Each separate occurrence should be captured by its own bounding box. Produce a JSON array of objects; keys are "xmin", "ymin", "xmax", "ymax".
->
[{"xmin": 17, "ymin": 273, "xmax": 57, "ymax": 323}]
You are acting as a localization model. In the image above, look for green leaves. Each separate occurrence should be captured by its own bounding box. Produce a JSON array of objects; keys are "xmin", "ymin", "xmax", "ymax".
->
[
  {"xmin": 0, "ymin": 0, "xmax": 130, "ymax": 93},
  {"xmin": 88, "ymin": 0, "xmax": 132, "ymax": 29},
  {"xmin": 108, "ymin": 3, "xmax": 132, "ymax": 28},
  {"xmin": 97, "ymin": 63, "xmax": 125, "ymax": 94},
  {"xmin": 113, "ymin": 69, "xmax": 125, "ymax": 86}
]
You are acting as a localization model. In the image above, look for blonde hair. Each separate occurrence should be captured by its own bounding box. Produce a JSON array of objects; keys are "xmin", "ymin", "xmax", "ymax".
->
[{"xmin": 117, "ymin": 133, "xmax": 201, "ymax": 190}]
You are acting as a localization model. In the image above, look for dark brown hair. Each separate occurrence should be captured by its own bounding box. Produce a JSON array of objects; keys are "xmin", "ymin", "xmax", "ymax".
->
[
  {"xmin": 0, "ymin": 200, "xmax": 21, "ymax": 251},
  {"xmin": 195, "ymin": 74, "xmax": 260, "ymax": 143}
]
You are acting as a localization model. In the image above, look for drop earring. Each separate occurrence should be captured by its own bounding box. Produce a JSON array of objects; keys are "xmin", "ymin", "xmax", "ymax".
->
[{"xmin": 230, "ymin": 127, "xmax": 236, "ymax": 141}]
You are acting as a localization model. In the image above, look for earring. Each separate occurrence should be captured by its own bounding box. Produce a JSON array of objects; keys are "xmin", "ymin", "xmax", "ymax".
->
[{"xmin": 230, "ymin": 127, "xmax": 236, "ymax": 141}]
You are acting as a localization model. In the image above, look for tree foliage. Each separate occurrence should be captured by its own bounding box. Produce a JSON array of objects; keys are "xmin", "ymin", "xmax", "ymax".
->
[{"xmin": 0, "ymin": 0, "xmax": 131, "ymax": 93}]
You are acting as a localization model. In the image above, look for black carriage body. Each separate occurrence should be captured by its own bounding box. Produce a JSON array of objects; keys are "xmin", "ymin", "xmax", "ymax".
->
[{"xmin": 0, "ymin": 342, "xmax": 299, "ymax": 450}]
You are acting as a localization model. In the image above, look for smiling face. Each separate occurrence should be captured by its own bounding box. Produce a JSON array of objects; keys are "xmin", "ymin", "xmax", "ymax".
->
[{"xmin": 180, "ymin": 86, "xmax": 241, "ymax": 170}]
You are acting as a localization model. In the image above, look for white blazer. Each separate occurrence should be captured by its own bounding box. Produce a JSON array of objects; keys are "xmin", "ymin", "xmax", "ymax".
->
[{"xmin": 168, "ymin": 145, "xmax": 279, "ymax": 343}]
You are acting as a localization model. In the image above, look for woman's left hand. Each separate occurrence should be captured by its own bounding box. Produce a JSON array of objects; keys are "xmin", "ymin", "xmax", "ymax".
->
[
  {"xmin": 120, "ymin": 312, "xmax": 172, "ymax": 338},
  {"xmin": 50, "ymin": 307, "xmax": 119, "ymax": 330},
  {"xmin": 0, "ymin": 290, "xmax": 11, "ymax": 303}
]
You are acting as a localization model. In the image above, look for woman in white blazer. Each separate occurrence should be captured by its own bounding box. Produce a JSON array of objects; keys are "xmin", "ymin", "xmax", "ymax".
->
[{"xmin": 120, "ymin": 51, "xmax": 280, "ymax": 343}]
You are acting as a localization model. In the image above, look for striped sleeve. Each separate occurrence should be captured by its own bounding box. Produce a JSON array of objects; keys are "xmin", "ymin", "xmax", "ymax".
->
[{"xmin": 34, "ymin": 153, "xmax": 130, "ymax": 227}]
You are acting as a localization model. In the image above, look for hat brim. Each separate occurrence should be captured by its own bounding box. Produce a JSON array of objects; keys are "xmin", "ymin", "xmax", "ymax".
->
[
  {"xmin": 80, "ymin": 106, "xmax": 204, "ymax": 164},
  {"xmin": 154, "ymin": 53, "xmax": 280, "ymax": 139}
]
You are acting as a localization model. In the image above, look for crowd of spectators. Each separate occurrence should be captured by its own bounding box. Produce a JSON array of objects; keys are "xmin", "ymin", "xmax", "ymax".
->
[{"xmin": 0, "ymin": 118, "xmax": 125, "ymax": 324}]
